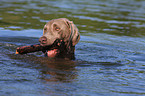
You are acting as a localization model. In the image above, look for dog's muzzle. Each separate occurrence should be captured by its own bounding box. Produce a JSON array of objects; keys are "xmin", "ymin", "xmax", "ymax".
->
[
  {"xmin": 39, "ymin": 39, "xmax": 65, "ymax": 58},
  {"xmin": 39, "ymin": 36, "xmax": 47, "ymax": 46}
]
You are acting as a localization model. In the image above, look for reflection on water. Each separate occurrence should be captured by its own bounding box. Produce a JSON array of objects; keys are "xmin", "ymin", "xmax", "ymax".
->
[
  {"xmin": 0, "ymin": 0, "xmax": 145, "ymax": 96},
  {"xmin": 9, "ymin": 53, "xmax": 77, "ymax": 82}
]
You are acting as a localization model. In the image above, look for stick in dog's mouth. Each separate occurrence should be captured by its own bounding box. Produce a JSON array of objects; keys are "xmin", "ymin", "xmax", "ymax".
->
[
  {"xmin": 15, "ymin": 39, "xmax": 65, "ymax": 55},
  {"xmin": 43, "ymin": 39, "xmax": 65, "ymax": 57}
]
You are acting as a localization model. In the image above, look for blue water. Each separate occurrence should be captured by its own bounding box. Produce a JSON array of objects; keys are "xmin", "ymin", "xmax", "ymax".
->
[{"xmin": 0, "ymin": 0, "xmax": 145, "ymax": 96}]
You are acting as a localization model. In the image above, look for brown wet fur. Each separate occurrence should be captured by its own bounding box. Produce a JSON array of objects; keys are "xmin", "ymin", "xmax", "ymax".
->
[{"xmin": 39, "ymin": 18, "xmax": 80, "ymax": 60}]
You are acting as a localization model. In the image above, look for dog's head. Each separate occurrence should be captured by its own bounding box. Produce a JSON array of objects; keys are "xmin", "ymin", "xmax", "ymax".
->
[
  {"xmin": 39, "ymin": 18, "xmax": 80, "ymax": 59},
  {"xmin": 39, "ymin": 18, "xmax": 80, "ymax": 46}
]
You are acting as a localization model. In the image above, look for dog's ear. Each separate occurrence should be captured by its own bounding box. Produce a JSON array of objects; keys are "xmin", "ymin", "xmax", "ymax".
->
[
  {"xmin": 62, "ymin": 18, "xmax": 80, "ymax": 46},
  {"xmin": 70, "ymin": 22, "xmax": 80, "ymax": 46}
]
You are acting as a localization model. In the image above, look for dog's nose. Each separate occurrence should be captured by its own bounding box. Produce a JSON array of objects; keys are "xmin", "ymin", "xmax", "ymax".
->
[{"xmin": 39, "ymin": 36, "xmax": 47, "ymax": 44}]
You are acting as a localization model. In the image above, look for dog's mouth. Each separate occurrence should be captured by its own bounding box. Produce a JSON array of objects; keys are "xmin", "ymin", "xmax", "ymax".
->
[{"xmin": 40, "ymin": 39, "xmax": 65, "ymax": 58}]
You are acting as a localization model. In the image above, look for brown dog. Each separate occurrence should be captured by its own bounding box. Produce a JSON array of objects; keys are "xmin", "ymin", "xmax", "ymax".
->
[{"xmin": 39, "ymin": 18, "xmax": 80, "ymax": 60}]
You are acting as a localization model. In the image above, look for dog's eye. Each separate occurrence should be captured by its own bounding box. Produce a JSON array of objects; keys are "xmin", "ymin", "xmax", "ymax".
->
[
  {"xmin": 44, "ymin": 28, "xmax": 47, "ymax": 31},
  {"xmin": 55, "ymin": 27, "xmax": 60, "ymax": 31},
  {"xmin": 54, "ymin": 24, "xmax": 60, "ymax": 31}
]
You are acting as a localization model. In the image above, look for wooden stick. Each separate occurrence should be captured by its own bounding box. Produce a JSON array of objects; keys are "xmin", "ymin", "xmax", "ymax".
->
[
  {"xmin": 16, "ymin": 40, "xmax": 63, "ymax": 54},
  {"xmin": 16, "ymin": 44, "xmax": 44, "ymax": 54}
]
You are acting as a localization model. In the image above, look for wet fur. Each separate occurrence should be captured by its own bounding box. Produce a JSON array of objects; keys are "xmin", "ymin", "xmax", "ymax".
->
[{"xmin": 39, "ymin": 18, "xmax": 80, "ymax": 60}]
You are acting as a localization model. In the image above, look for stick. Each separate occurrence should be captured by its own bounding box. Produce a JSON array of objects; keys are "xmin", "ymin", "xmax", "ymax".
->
[
  {"xmin": 16, "ymin": 44, "xmax": 45, "ymax": 54},
  {"xmin": 16, "ymin": 39, "xmax": 63, "ymax": 54}
]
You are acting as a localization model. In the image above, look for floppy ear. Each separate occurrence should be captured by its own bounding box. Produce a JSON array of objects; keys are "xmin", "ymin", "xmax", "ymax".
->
[
  {"xmin": 62, "ymin": 18, "xmax": 80, "ymax": 46},
  {"xmin": 70, "ymin": 22, "xmax": 80, "ymax": 46}
]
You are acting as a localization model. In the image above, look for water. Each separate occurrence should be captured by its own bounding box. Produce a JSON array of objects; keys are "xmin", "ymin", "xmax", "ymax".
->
[{"xmin": 0, "ymin": 0, "xmax": 145, "ymax": 95}]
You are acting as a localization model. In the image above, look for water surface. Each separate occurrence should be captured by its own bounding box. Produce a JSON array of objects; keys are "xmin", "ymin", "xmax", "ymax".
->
[{"xmin": 0, "ymin": 0, "xmax": 145, "ymax": 96}]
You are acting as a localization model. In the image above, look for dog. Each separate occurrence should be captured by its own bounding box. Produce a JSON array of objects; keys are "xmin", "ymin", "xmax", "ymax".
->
[{"xmin": 39, "ymin": 18, "xmax": 80, "ymax": 60}]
